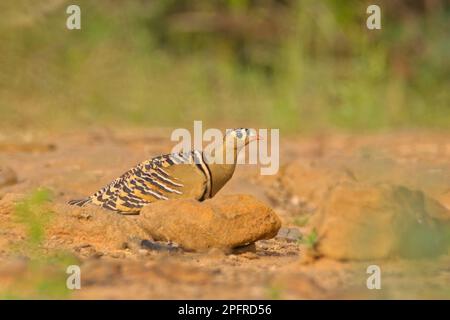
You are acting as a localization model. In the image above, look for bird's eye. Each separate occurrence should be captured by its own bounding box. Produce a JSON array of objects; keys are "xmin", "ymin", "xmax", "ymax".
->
[{"xmin": 235, "ymin": 130, "xmax": 243, "ymax": 139}]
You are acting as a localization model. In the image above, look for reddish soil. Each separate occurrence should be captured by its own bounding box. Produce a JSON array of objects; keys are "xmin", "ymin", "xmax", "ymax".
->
[{"xmin": 1, "ymin": 128, "xmax": 449, "ymax": 299}]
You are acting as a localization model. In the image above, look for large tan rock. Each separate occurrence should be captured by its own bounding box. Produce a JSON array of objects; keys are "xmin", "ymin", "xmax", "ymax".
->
[
  {"xmin": 311, "ymin": 182, "xmax": 450, "ymax": 260},
  {"xmin": 263, "ymin": 161, "xmax": 351, "ymax": 216},
  {"xmin": 280, "ymin": 162, "xmax": 348, "ymax": 205},
  {"xmin": 47, "ymin": 204, "xmax": 146, "ymax": 253},
  {"xmin": 139, "ymin": 194, "xmax": 281, "ymax": 251}
]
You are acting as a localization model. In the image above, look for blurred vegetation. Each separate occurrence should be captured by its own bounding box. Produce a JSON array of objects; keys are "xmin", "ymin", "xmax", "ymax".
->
[
  {"xmin": 0, "ymin": 188, "xmax": 76, "ymax": 299},
  {"xmin": 0, "ymin": 0, "xmax": 448, "ymax": 132},
  {"xmin": 266, "ymin": 283, "xmax": 283, "ymax": 300},
  {"xmin": 14, "ymin": 188, "xmax": 53, "ymax": 248},
  {"xmin": 299, "ymin": 228, "xmax": 318, "ymax": 249}
]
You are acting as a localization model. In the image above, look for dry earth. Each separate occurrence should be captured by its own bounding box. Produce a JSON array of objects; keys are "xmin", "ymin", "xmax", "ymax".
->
[{"xmin": 1, "ymin": 128, "xmax": 450, "ymax": 299}]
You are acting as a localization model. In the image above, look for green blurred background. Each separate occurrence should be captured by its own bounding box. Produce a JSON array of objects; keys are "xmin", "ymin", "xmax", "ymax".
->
[{"xmin": 0, "ymin": 0, "xmax": 448, "ymax": 132}]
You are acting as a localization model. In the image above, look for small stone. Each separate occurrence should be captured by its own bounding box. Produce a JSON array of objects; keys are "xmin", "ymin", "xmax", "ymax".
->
[
  {"xmin": 77, "ymin": 212, "xmax": 92, "ymax": 220},
  {"xmin": 206, "ymin": 248, "xmax": 227, "ymax": 258},
  {"xmin": 232, "ymin": 243, "xmax": 257, "ymax": 254},
  {"xmin": 140, "ymin": 239, "xmax": 180, "ymax": 252},
  {"xmin": 290, "ymin": 196, "xmax": 301, "ymax": 206},
  {"xmin": 92, "ymin": 251, "xmax": 104, "ymax": 259},
  {"xmin": 122, "ymin": 236, "xmax": 142, "ymax": 251},
  {"xmin": 109, "ymin": 251, "xmax": 125, "ymax": 259},
  {"xmin": 276, "ymin": 227, "xmax": 302, "ymax": 242},
  {"xmin": 137, "ymin": 249, "xmax": 149, "ymax": 256},
  {"xmin": 241, "ymin": 252, "xmax": 259, "ymax": 260},
  {"xmin": 73, "ymin": 243, "xmax": 91, "ymax": 251}
]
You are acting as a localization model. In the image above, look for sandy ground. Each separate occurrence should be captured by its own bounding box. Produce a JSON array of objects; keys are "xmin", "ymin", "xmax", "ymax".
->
[{"xmin": 1, "ymin": 128, "xmax": 450, "ymax": 299}]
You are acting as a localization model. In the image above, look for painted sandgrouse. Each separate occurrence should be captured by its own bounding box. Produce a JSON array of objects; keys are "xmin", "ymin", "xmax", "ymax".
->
[{"xmin": 68, "ymin": 128, "xmax": 259, "ymax": 214}]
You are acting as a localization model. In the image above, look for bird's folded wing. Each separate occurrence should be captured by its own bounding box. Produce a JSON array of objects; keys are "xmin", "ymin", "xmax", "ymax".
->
[{"xmin": 90, "ymin": 151, "xmax": 210, "ymax": 213}]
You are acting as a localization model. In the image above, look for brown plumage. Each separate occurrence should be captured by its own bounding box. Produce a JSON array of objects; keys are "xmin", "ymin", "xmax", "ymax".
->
[{"xmin": 68, "ymin": 128, "xmax": 258, "ymax": 214}]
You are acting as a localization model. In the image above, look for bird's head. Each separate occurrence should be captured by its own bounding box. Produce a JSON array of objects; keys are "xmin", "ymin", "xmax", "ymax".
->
[{"xmin": 224, "ymin": 128, "xmax": 260, "ymax": 151}]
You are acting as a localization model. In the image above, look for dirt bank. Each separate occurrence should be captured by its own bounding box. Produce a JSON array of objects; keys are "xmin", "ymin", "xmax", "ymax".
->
[{"xmin": 1, "ymin": 129, "xmax": 449, "ymax": 299}]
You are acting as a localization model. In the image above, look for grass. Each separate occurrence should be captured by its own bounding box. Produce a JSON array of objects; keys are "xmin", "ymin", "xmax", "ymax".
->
[
  {"xmin": 0, "ymin": 1, "xmax": 448, "ymax": 132},
  {"xmin": 14, "ymin": 188, "xmax": 53, "ymax": 249},
  {"xmin": 266, "ymin": 284, "xmax": 283, "ymax": 300},
  {"xmin": 0, "ymin": 188, "xmax": 78, "ymax": 299},
  {"xmin": 293, "ymin": 216, "xmax": 310, "ymax": 227},
  {"xmin": 299, "ymin": 228, "xmax": 318, "ymax": 249}
]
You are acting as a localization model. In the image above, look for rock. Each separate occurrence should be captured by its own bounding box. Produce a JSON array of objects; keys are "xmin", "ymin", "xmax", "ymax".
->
[
  {"xmin": 232, "ymin": 243, "xmax": 257, "ymax": 254},
  {"xmin": 138, "ymin": 194, "xmax": 281, "ymax": 251},
  {"xmin": 48, "ymin": 203, "xmax": 147, "ymax": 252},
  {"xmin": 0, "ymin": 166, "xmax": 18, "ymax": 188},
  {"xmin": 321, "ymin": 156, "xmax": 450, "ymax": 205},
  {"xmin": 281, "ymin": 162, "xmax": 349, "ymax": 204},
  {"xmin": 276, "ymin": 227, "xmax": 302, "ymax": 242},
  {"xmin": 310, "ymin": 182, "xmax": 450, "ymax": 260},
  {"xmin": 265, "ymin": 162, "xmax": 351, "ymax": 215},
  {"xmin": 140, "ymin": 239, "xmax": 180, "ymax": 252}
]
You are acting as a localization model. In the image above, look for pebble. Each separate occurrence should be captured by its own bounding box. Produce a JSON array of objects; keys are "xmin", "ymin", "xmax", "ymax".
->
[
  {"xmin": 241, "ymin": 252, "xmax": 259, "ymax": 260},
  {"xmin": 109, "ymin": 251, "xmax": 126, "ymax": 259},
  {"xmin": 228, "ymin": 254, "xmax": 238, "ymax": 261},
  {"xmin": 232, "ymin": 243, "xmax": 256, "ymax": 254},
  {"xmin": 276, "ymin": 227, "xmax": 302, "ymax": 242},
  {"xmin": 138, "ymin": 249, "xmax": 149, "ymax": 256},
  {"xmin": 141, "ymin": 239, "xmax": 180, "ymax": 252}
]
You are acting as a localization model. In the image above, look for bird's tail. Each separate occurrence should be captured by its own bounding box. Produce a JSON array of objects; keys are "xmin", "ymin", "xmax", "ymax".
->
[{"xmin": 68, "ymin": 197, "xmax": 92, "ymax": 207}]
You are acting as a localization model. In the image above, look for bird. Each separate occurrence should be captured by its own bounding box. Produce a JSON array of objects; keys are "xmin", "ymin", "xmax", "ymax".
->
[{"xmin": 68, "ymin": 128, "xmax": 259, "ymax": 214}]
